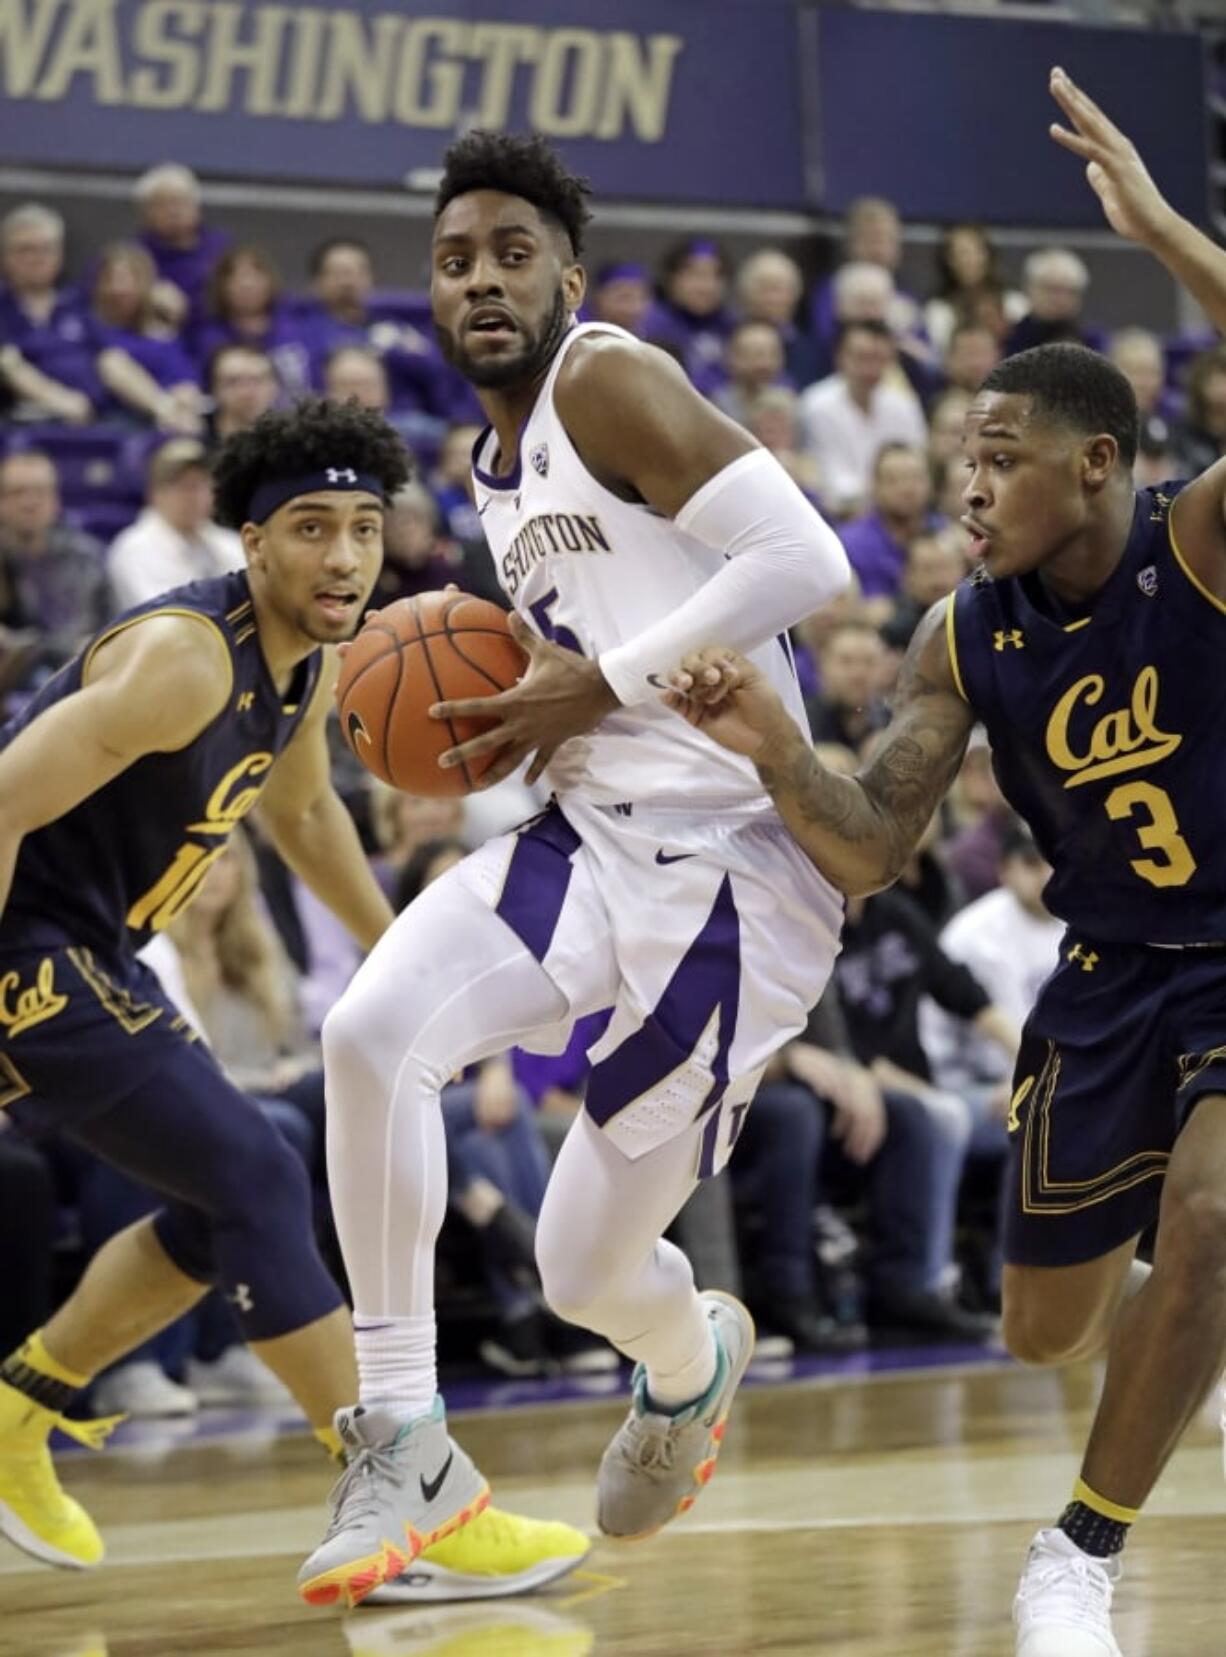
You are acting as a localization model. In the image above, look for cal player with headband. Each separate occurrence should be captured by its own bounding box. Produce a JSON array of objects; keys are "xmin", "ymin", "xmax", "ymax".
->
[
  {"xmin": 300, "ymin": 132, "xmax": 851, "ymax": 1604},
  {"xmin": 664, "ymin": 69, "xmax": 1226, "ymax": 1657},
  {"xmin": 0, "ymin": 398, "xmax": 590, "ymax": 1607}
]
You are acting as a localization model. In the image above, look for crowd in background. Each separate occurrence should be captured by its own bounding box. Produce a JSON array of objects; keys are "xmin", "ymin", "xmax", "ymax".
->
[{"xmin": 0, "ymin": 163, "xmax": 1210, "ymax": 1416}]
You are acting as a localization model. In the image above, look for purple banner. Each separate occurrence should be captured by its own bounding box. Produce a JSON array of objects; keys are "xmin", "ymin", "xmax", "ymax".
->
[
  {"xmin": 815, "ymin": 11, "xmax": 1208, "ymax": 228},
  {"xmin": 0, "ymin": 0, "xmax": 808, "ymax": 207}
]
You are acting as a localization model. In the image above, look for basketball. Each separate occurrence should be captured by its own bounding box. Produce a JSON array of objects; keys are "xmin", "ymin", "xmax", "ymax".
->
[{"xmin": 336, "ymin": 591, "xmax": 528, "ymax": 796}]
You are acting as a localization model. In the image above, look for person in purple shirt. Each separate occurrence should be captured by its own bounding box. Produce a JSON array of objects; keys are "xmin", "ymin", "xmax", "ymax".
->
[
  {"xmin": 134, "ymin": 163, "xmax": 231, "ymax": 333},
  {"xmin": 0, "ymin": 204, "xmax": 101, "ymax": 421},
  {"xmin": 193, "ymin": 245, "xmax": 318, "ymax": 396},
  {"xmin": 88, "ymin": 243, "xmax": 202, "ymax": 433},
  {"xmin": 587, "ymin": 262, "xmax": 652, "ymax": 337},
  {"xmin": 838, "ymin": 442, "xmax": 943, "ymax": 610},
  {"xmin": 644, "ymin": 238, "xmax": 734, "ymax": 389}
]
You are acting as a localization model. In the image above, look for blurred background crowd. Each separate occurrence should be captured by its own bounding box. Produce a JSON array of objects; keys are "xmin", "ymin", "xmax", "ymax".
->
[{"xmin": 0, "ymin": 154, "xmax": 1210, "ymax": 1419}]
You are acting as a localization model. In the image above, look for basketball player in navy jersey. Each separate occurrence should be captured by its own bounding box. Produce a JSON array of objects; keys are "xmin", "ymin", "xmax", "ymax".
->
[
  {"xmin": 0, "ymin": 397, "xmax": 589, "ymax": 1604},
  {"xmin": 668, "ymin": 70, "xmax": 1226, "ymax": 1656}
]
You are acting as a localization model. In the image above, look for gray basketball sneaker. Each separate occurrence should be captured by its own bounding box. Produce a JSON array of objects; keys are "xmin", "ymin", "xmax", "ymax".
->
[
  {"xmin": 298, "ymin": 1398, "xmax": 490, "ymax": 1609},
  {"xmin": 596, "ymin": 1291, "xmax": 755, "ymax": 1540}
]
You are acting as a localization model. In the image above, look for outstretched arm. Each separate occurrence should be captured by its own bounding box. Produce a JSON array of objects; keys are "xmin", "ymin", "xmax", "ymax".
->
[
  {"xmin": 1049, "ymin": 66, "xmax": 1226, "ymax": 333},
  {"xmin": 668, "ymin": 601, "xmax": 974, "ymax": 896}
]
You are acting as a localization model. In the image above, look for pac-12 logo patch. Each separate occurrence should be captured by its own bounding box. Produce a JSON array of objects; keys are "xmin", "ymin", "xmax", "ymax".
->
[
  {"xmin": 530, "ymin": 443, "xmax": 549, "ymax": 478},
  {"xmin": 1137, "ymin": 565, "xmax": 1158, "ymax": 597}
]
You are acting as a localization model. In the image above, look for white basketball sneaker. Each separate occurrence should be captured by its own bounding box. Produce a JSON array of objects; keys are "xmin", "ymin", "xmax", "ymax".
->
[{"xmin": 1014, "ymin": 1529, "xmax": 1124, "ymax": 1656}]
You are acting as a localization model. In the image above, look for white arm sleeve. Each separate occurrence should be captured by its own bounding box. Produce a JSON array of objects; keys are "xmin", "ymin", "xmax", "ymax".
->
[{"xmin": 597, "ymin": 449, "xmax": 850, "ymax": 707}]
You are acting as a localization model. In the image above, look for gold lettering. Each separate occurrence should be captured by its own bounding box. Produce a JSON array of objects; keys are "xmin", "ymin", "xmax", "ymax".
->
[
  {"xmin": 468, "ymin": 22, "xmax": 539, "ymax": 128},
  {"xmin": 530, "ymin": 28, "xmax": 601, "ymax": 138},
  {"xmin": 197, "ymin": 0, "xmax": 287, "ymax": 114},
  {"xmin": 1045, "ymin": 666, "xmax": 1181, "ymax": 789},
  {"xmin": 128, "ymin": 0, "xmax": 204, "ymax": 109},
  {"xmin": 126, "ymin": 843, "xmax": 227, "ymax": 932},
  {"xmin": 316, "ymin": 9, "xmax": 400, "ymax": 122},
  {"xmin": 280, "ymin": 2, "xmax": 326, "ymax": 117},
  {"xmin": 0, "ymin": 0, "xmax": 65, "ymax": 98},
  {"xmin": 395, "ymin": 17, "xmax": 463, "ymax": 127},
  {"xmin": 595, "ymin": 31, "xmax": 683, "ymax": 142},
  {"xmin": 35, "ymin": 0, "xmax": 122, "ymax": 104},
  {"xmin": 186, "ymin": 751, "xmax": 274, "ymax": 834},
  {"xmin": 0, "ymin": 958, "xmax": 69, "ymax": 1038}
]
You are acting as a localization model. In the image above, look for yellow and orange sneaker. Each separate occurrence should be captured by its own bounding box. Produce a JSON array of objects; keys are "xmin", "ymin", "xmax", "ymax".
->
[
  {"xmin": 0, "ymin": 1377, "xmax": 120, "ymax": 1569},
  {"xmin": 366, "ymin": 1505, "xmax": 590, "ymax": 1603}
]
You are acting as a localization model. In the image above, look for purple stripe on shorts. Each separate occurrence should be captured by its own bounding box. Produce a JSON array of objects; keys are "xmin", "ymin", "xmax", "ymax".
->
[
  {"xmin": 495, "ymin": 805, "xmax": 582, "ymax": 962},
  {"xmin": 585, "ymin": 874, "xmax": 741, "ymax": 1135}
]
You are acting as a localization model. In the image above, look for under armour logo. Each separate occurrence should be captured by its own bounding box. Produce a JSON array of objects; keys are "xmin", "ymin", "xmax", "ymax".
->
[
  {"xmin": 1137, "ymin": 565, "xmax": 1158, "ymax": 597},
  {"xmin": 236, "ymin": 691, "xmax": 254, "ymax": 712},
  {"xmin": 1067, "ymin": 943, "xmax": 1099, "ymax": 973},
  {"xmin": 326, "ymin": 467, "xmax": 357, "ymax": 485},
  {"xmin": 993, "ymin": 629, "xmax": 1025, "ymax": 651},
  {"xmin": 229, "ymin": 1283, "xmax": 254, "ymax": 1313}
]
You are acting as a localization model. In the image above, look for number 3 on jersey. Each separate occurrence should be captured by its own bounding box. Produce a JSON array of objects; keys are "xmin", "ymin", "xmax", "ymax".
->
[
  {"xmin": 528, "ymin": 587, "xmax": 584, "ymax": 656},
  {"xmin": 1106, "ymin": 780, "xmax": 1197, "ymax": 889}
]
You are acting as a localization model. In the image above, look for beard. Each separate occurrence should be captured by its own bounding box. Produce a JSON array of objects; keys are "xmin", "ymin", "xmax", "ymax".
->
[{"xmin": 435, "ymin": 289, "xmax": 569, "ymax": 390}]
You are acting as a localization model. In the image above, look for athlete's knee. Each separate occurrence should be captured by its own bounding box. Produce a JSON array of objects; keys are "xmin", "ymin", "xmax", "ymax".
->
[
  {"xmin": 213, "ymin": 1106, "xmax": 313, "ymax": 1231},
  {"xmin": 1002, "ymin": 1271, "xmax": 1112, "ymax": 1366},
  {"xmin": 1159, "ymin": 1182, "xmax": 1226, "ymax": 1287},
  {"xmin": 535, "ymin": 1223, "xmax": 622, "ymax": 1327}
]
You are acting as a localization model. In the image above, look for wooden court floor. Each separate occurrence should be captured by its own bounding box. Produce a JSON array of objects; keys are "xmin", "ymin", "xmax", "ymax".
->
[{"xmin": 1, "ymin": 1361, "xmax": 1220, "ymax": 1656}]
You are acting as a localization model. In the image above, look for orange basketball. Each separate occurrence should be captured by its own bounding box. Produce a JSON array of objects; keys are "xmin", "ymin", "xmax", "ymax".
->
[{"xmin": 336, "ymin": 592, "xmax": 528, "ymax": 797}]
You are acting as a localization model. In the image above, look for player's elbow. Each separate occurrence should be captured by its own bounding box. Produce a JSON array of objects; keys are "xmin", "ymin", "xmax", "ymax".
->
[{"xmin": 801, "ymin": 525, "xmax": 853, "ymax": 611}]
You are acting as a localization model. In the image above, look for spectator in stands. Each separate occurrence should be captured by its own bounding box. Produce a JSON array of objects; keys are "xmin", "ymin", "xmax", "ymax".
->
[
  {"xmin": 371, "ymin": 482, "xmax": 464, "ymax": 610},
  {"xmin": 368, "ymin": 785, "xmax": 464, "ymax": 899},
  {"xmin": 0, "ymin": 204, "xmax": 100, "ymax": 424},
  {"xmin": 745, "ymin": 387, "xmax": 823, "ymax": 502},
  {"xmin": 712, "ymin": 320, "xmax": 788, "ymax": 426},
  {"xmin": 829, "ymin": 261, "xmax": 936, "ymax": 399},
  {"xmin": 323, "ymin": 342, "xmax": 446, "ymax": 459},
  {"xmin": 107, "ymin": 438, "xmax": 244, "ymax": 609},
  {"xmin": 942, "ymin": 733, "xmax": 1013, "ymax": 902},
  {"xmin": 839, "ymin": 443, "xmax": 942, "ymax": 612},
  {"xmin": 922, "ymin": 825, "xmax": 1061, "ymax": 1113},
  {"xmin": 800, "ymin": 320, "xmax": 927, "ymax": 519},
  {"xmin": 834, "ymin": 886, "xmax": 1017, "ymax": 1335},
  {"xmin": 928, "ymin": 387, "xmax": 973, "ymax": 468},
  {"xmin": 943, "ymin": 322, "xmax": 1000, "ymax": 396},
  {"xmin": 0, "ymin": 450, "xmax": 109, "ymax": 680},
  {"xmin": 881, "ymin": 527, "xmax": 968, "ymax": 654},
  {"xmin": 1176, "ymin": 344, "xmax": 1226, "ymax": 475},
  {"xmin": 88, "ymin": 242, "xmax": 203, "ymax": 433},
  {"xmin": 646, "ymin": 238, "xmax": 733, "ymax": 390},
  {"xmin": 1110, "ymin": 327, "xmax": 1177, "ymax": 467},
  {"xmin": 924, "ymin": 222, "xmax": 1025, "ymax": 356},
  {"xmin": 195, "ymin": 245, "xmax": 314, "ymax": 394},
  {"xmin": 589, "ymin": 262, "xmax": 652, "ymax": 337},
  {"xmin": 933, "ymin": 452, "xmax": 970, "ymax": 524},
  {"xmin": 1005, "ymin": 248, "xmax": 1095, "ymax": 357},
  {"xmin": 205, "ymin": 343, "xmax": 279, "ymax": 447},
  {"xmin": 812, "ymin": 196, "xmax": 925, "ymax": 358},
  {"xmin": 735, "ymin": 248, "xmax": 823, "ymax": 388},
  {"xmin": 805, "ymin": 618, "xmax": 888, "ymax": 749},
  {"xmin": 135, "ymin": 162, "xmax": 230, "ymax": 330}
]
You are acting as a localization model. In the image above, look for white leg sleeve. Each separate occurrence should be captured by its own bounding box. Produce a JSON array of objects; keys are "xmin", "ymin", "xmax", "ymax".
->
[
  {"xmin": 322, "ymin": 863, "xmax": 567, "ymax": 1410},
  {"xmin": 535, "ymin": 1110, "xmax": 717, "ymax": 1405}
]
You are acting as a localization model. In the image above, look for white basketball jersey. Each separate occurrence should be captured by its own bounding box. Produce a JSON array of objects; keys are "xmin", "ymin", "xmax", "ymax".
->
[{"xmin": 472, "ymin": 322, "xmax": 811, "ymax": 811}]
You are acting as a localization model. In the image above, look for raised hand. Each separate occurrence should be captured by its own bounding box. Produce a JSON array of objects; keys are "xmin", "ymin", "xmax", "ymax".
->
[
  {"xmin": 664, "ymin": 647, "xmax": 792, "ymax": 759},
  {"xmin": 1048, "ymin": 65, "xmax": 1176, "ymax": 248}
]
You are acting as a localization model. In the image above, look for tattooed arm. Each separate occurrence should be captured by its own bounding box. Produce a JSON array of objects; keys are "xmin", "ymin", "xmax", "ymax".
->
[{"xmin": 667, "ymin": 601, "xmax": 975, "ymax": 895}]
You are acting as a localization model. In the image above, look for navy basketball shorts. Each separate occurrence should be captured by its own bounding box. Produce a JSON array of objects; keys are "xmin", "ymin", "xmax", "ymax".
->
[
  {"xmin": 0, "ymin": 940, "xmax": 213, "ymax": 1130},
  {"xmin": 1004, "ymin": 931, "xmax": 1226, "ymax": 1268}
]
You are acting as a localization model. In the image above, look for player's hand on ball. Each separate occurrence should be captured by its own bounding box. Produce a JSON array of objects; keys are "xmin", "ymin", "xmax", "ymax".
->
[
  {"xmin": 430, "ymin": 611, "xmax": 619, "ymax": 789},
  {"xmin": 1048, "ymin": 66, "xmax": 1175, "ymax": 248},
  {"xmin": 665, "ymin": 648, "xmax": 791, "ymax": 759}
]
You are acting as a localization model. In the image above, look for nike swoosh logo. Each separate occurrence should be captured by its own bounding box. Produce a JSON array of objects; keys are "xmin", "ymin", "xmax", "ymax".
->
[
  {"xmin": 420, "ymin": 1449, "xmax": 454, "ymax": 1504},
  {"xmin": 655, "ymin": 850, "xmax": 696, "ymax": 865}
]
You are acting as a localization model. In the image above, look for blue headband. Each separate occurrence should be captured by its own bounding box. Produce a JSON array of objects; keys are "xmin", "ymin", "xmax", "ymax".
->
[{"xmin": 248, "ymin": 468, "xmax": 384, "ymax": 525}]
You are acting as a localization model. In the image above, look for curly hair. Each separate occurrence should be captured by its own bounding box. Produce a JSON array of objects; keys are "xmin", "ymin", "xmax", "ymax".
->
[
  {"xmin": 210, "ymin": 396, "xmax": 413, "ymax": 528},
  {"xmin": 435, "ymin": 130, "xmax": 592, "ymax": 255},
  {"xmin": 979, "ymin": 343, "xmax": 1138, "ymax": 469}
]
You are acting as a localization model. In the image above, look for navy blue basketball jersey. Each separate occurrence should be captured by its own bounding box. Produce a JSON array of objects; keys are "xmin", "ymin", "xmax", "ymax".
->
[
  {"xmin": 949, "ymin": 482, "xmax": 1226, "ymax": 945},
  {"xmin": 0, "ymin": 572, "xmax": 320, "ymax": 954}
]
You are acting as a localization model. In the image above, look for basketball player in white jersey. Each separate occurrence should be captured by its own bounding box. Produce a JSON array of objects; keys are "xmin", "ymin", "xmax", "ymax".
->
[{"xmin": 299, "ymin": 132, "xmax": 851, "ymax": 1609}]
